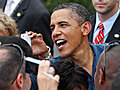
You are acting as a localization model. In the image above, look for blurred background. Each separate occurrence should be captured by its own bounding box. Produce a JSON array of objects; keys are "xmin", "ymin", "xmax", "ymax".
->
[{"xmin": 41, "ymin": 0, "xmax": 95, "ymax": 15}]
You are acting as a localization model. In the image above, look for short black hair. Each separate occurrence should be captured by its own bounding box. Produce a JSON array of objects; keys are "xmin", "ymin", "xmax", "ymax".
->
[
  {"xmin": 0, "ymin": 36, "xmax": 32, "ymax": 57},
  {"xmin": 52, "ymin": 59, "xmax": 89, "ymax": 90},
  {"xmin": 53, "ymin": 3, "xmax": 90, "ymax": 25},
  {"xmin": 111, "ymin": 72, "xmax": 120, "ymax": 90},
  {"xmin": 0, "ymin": 46, "xmax": 25, "ymax": 88}
]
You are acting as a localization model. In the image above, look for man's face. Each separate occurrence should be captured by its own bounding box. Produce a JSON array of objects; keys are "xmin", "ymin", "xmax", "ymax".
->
[
  {"xmin": 50, "ymin": 9, "xmax": 83, "ymax": 58},
  {"xmin": 92, "ymin": 0, "xmax": 118, "ymax": 14}
]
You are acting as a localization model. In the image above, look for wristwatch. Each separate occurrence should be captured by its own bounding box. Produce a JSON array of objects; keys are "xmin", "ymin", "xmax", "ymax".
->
[
  {"xmin": 43, "ymin": 46, "xmax": 51, "ymax": 60},
  {"xmin": 38, "ymin": 46, "xmax": 51, "ymax": 60}
]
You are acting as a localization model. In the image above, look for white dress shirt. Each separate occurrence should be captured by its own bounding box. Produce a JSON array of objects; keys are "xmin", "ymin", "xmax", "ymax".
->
[
  {"xmin": 4, "ymin": 0, "xmax": 21, "ymax": 16},
  {"xmin": 93, "ymin": 9, "xmax": 120, "ymax": 43}
]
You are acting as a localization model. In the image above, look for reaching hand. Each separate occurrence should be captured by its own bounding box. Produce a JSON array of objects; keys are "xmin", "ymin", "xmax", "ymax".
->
[
  {"xmin": 26, "ymin": 31, "xmax": 48, "ymax": 56},
  {"xmin": 37, "ymin": 60, "xmax": 59, "ymax": 90}
]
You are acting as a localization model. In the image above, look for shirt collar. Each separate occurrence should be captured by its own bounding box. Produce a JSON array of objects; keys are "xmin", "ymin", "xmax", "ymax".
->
[
  {"xmin": 103, "ymin": 9, "xmax": 120, "ymax": 36},
  {"xmin": 95, "ymin": 9, "xmax": 120, "ymax": 33},
  {"xmin": 94, "ymin": 12, "xmax": 101, "ymax": 32}
]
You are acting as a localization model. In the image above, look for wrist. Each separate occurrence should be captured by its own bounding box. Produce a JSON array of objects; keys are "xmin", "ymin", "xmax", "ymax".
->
[
  {"xmin": 38, "ymin": 46, "xmax": 52, "ymax": 60},
  {"xmin": 40, "ymin": 48, "xmax": 49, "ymax": 57}
]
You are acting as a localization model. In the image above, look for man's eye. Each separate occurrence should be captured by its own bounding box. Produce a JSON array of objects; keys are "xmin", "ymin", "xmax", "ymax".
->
[{"xmin": 60, "ymin": 24, "xmax": 66, "ymax": 27}]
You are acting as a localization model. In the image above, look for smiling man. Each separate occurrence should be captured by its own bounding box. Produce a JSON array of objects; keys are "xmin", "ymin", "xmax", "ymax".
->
[
  {"xmin": 50, "ymin": 9, "xmax": 85, "ymax": 57},
  {"xmin": 29, "ymin": 3, "xmax": 108, "ymax": 90},
  {"xmin": 45, "ymin": 3, "xmax": 106, "ymax": 90}
]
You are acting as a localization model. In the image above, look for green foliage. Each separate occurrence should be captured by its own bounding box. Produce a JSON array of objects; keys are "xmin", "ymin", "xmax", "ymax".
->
[{"xmin": 43, "ymin": 0, "xmax": 95, "ymax": 15}]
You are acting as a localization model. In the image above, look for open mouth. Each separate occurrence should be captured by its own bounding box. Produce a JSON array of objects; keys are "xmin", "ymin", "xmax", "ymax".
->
[{"xmin": 55, "ymin": 40, "xmax": 67, "ymax": 47}]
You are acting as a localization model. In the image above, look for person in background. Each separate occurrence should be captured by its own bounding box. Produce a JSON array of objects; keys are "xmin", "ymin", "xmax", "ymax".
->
[
  {"xmin": 0, "ymin": 9, "xmax": 18, "ymax": 36},
  {"xmin": 111, "ymin": 72, "xmax": 120, "ymax": 90},
  {"xmin": 0, "ymin": 35, "xmax": 36, "ymax": 90},
  {"xmin": 0, "ymin": 0, "xmax": 53, "ymax": 54},
  {"xmin": 0, "ymin": 9, "xmax": 49, "ymax": 89},
  {"xmin": 52, "ymin": 59, "xmax": 89, "ymax": 90},
  {"xmin": 0, "ymin": 45, "xmax": 31, "ymax": 90},
  {"xmin": 89, "ymin": 0, "xmax": 120, "ymax": 44},
  {"xmin": 37, "ymin": 59, "xmax": 89, "ymax": 90},
  {"xmin": 0, "ymin": 36, "xmax": 33, "ymax": 90},
  {"xmin": 94, "ymin": 43, "xmax": 120, "ymax": 90},
  {"xmin": 0, "ymin": 9, "xmax": 49, "ymax": 61}
]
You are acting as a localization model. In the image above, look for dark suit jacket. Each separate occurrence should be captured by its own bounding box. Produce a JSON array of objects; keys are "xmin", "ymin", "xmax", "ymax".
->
[
  {"xmin": 89, "ymin": 14, "xmax": 120, "ymax": 43},
  {"xmin": 0, "ymin": 0, "xmax": 53, "ymax": 53}
]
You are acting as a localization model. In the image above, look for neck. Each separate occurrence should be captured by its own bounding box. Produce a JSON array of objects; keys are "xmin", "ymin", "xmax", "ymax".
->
[
  {"xmin": 100, "ymin": 81, "xmax": 111, "ymax": 90},
  {"xmin": 70, "ymin": 38, "xmax": 94, "ymax": 76},
  {"xmin": 98, "ymin": 6, "xmax": 119, "ymax": 22}
]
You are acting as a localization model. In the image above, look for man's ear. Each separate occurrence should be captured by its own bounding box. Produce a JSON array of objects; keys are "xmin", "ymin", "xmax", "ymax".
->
[
  {"xmin": 98, "ymin": 69, "xmax": 105, "ymax": 85},
  {"xmin": 81, "ymin": 21, "xmax": 92, "ymax": 36},
  {"xmin": 16, "ymin": 74, "xmax": 24, "ymax": 89}
]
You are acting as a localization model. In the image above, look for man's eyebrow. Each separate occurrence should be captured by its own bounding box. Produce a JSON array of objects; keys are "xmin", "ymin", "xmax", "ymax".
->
[
  {"xmin": 50, "ymin": 21, "xmax": 69, "ymax": 27},
  {"xmin": 58, "ymin": 21, "xmax": 68, "ymax": 24}
]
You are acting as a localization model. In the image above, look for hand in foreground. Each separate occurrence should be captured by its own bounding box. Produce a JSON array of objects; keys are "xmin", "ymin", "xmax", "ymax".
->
[
  {"xmin": 26, "ymin": 31, "xmax": 48, "ymax": 56},
  {"xmin": 37, "ymin": 60, "xmax": 59, "ymax": 90}
]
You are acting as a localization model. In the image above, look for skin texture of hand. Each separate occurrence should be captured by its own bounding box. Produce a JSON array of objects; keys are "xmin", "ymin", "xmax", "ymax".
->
[
  {"xmin": 37, "ymin": 60, "xmax": 59, "ymax": 90},
  {"xmin": 26, "ymin": 31, "xmax": 48, "ymax": 56}
]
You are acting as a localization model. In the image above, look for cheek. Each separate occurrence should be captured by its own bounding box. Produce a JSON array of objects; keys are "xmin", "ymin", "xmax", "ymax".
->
[
  {"xmin": 68, "ymin": 33, "xmax": 82, "ymax": 50},
  {"xmin": 67, "ymin": 29, "xmax": 82, "ymax": 43},
  {"xmin": 92, "ymin": 0, "xmax": 95, "ymax": 6}
]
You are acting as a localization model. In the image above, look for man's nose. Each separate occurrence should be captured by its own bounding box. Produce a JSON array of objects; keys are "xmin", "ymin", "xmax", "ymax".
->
[{"xmin": 52, "ymin": 28, "xmax": 62, "ymax": 38}]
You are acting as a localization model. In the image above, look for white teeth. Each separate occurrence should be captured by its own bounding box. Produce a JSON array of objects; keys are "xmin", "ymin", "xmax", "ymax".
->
[{"xmin": 56, "ymin": 40, "xmax": 64, "ymax": 44}]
